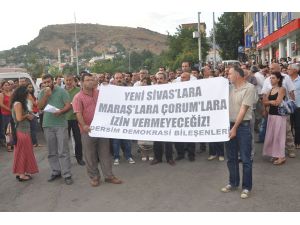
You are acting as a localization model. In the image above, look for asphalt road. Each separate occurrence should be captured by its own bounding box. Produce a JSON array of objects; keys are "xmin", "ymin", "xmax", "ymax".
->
[{"xmin": 0, "ymin": 129, "xmax": 300, "ymax": 212}]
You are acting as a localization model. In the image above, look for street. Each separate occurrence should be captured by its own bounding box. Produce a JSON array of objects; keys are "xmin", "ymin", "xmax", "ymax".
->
[{"xmin": 0, "ymin": 129, "xmax": 300, "ymax": 212}]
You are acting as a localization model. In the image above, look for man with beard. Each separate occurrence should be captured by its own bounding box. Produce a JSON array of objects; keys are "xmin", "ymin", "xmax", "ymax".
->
[{"xmin": 38, "ymin": 74, "xmax": 73, "ymax": 185}]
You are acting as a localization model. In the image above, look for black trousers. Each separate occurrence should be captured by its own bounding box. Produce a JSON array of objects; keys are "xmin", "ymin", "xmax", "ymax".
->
[
  {"xmin": 174, "ymin": 142, "xmax": 195, "ymax": 158},
  {"xmin": 68, "ymin": 120, "xmax": 83, "ymax": 161},
  {"xmin": 153, "ymin": 141, "xmax": 173, "ymax": 161},
  {"xmin": 291, "ymin": 108, "xmax": 300, "ymax": 144}
]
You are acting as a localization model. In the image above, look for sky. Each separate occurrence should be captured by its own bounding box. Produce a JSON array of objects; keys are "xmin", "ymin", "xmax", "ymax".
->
[{"xmin": 0, "ymin": 0, "xmax": 299, "ymax": 52}]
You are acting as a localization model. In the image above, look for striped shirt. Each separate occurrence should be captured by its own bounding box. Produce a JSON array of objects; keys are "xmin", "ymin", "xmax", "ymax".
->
[{"xmin": 72, "ymin": 89, "xmax": 99, "ymax": 133}]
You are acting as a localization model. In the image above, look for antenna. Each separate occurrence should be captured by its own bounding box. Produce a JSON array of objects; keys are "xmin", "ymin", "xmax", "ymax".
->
[{"xmin": 74, "ymin": 13, "xmax": 79, "ymax": 76}]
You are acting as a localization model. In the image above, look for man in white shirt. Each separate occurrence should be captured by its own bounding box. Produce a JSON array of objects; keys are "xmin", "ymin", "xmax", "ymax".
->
[{"xmin": 254, "ymin": 65, "xmax": 267, "ymax": 95}]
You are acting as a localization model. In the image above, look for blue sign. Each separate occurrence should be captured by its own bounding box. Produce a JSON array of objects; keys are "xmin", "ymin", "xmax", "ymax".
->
[
  {"xmin": 238, "ymin": 46, "xmax": 245, "ymax": 53},
  {"xmin": 245, "ymin": 34, "xmax": 252, "ymax": 48}
]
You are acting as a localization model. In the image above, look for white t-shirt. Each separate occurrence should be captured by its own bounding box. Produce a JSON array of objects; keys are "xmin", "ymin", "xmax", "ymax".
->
[
  {"xmin": 175, "ymin": 74, "xmax": 197, "ymax": 82},
  {"xmin": 133, "ymin": 81, "xmax": 142, "ymax": 86},
  {"xmin": 261, "ymin": 73, "xmax": 295, "ymax": 96},
  {"xmin": 254, "ymin": 71, "xmax": 265, "ymax": 95}
]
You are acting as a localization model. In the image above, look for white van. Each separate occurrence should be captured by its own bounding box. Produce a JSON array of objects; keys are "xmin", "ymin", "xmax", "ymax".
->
[
  {"xmin": 0, "ymin": 72, "xmax": 39, "ymax": 97},
  {"xmin": 222, "ymin": 60, "xmax": 241, "ymax": 67}
]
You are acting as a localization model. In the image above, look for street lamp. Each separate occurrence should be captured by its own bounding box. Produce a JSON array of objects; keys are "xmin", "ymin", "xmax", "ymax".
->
[
  {"xmin": 128, "ymin": 50, "xmax": 131, "ymax": 72},
  {"xmin": 193, "ymin": 12, "xmax": 202, "ymax": 71}
]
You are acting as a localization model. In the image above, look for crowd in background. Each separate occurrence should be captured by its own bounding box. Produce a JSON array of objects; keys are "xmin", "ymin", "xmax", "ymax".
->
[{"xmin": 1, "ymin": 57, "xmax": 300, "ymax": 199}]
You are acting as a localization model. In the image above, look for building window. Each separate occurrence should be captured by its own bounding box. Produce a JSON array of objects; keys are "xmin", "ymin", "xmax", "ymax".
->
[
  {"xmin": 281, "ymin": 12, "xmax": 289, "ymax": 25},
  {"xmin": 274, "ymin": 12, "xmax": 277, "ymax": 31},
  {"xmin": 292, "ymin": 34, "xmax": 300, "ymax": 57},
  {"xmin": 263, "ymin": 14, "xmax": 268, "ymax": 37},
  {"xmin": 255, "ymin": 13, "xmax": 259, "ymax": 41}
]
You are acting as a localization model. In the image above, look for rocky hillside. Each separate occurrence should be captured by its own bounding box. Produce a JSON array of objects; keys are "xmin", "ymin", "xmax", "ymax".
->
[{"xmin": 29, "ymin": 23, "xmax": 168, "ymax": 56}]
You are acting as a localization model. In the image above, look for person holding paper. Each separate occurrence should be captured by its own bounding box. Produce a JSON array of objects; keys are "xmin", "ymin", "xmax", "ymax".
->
[{"xmin": 38, "ymin": 74, "xmax": 73, "ymax": 185}]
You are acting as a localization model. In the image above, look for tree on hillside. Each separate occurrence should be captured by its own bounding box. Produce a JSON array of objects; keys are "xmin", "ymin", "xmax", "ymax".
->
[
  {"xmin": 214, "ymin": 12, "xmax": 244, "ymax": 60},
  {"xmin": 163, "ymin": 27, "xmax": 209, "ymax": 70}
]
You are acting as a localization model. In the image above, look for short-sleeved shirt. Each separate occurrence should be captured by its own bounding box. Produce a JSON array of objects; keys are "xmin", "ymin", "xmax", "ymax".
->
[
  {"xmin": 293, "ymin": 75, "xmax": 300, "ymax": 107},
  {"xmin": 38, "ymin": 86, "xmax": 70, "ymax": 128},
  {"xmin": 65, "ymin": 87, "xmax": 81, "ymax": 120},
  {"xmin": 229, "ymin": 82, "xmax": 256, "ymax": 122},
  {"xmin": 261, "ymin": 73, "xmax": 295, "ymax": 96},
  {"xmin": 72, "ymin": 89, "xmax": 99, "ymax": 133}
]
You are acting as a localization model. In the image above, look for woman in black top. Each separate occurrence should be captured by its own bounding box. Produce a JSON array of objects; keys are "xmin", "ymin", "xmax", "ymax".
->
[{"xmin": 262, "ymin": 72, "xmax": 287, "ymax": 165}]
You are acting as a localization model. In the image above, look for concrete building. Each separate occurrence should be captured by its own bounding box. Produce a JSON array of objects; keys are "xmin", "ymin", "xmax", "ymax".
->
[
  {"xmin": 253, "ymin": 12, "xmax": 300, "ymax": 64},
  {"xmin": 244, "ymin": 13, "xmax": 258, "ymax": 62}
]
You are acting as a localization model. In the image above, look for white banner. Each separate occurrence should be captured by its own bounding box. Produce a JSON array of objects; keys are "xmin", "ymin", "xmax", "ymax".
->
[{"xmin": 90, "ymin": 77, "xmax": 229, "ymax": 142}]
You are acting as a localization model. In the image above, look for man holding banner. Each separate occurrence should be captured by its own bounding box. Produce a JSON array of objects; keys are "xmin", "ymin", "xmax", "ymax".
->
[
  {"xmin": 72, "ymin": 72, "xmax": 122, "ymax": 187},
  {"xmin": 221, "ymin": 65, "xmax": 256, "ymax": 199},
  {"xmin": 150, "ymin": 72, "xmax": 175, "ymax": 166}
]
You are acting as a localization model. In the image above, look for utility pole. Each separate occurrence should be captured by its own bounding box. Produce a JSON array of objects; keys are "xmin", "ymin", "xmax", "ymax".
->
[
  {"xmin": 213, "ymin": 12, "xmax": 216, "ymax": 71},
  {"xmin": 74, "ymin": 13, "xmax": 79, "ymax": 76},
  {"xmin": 197, "ymin": 12, "xmax": 202, "ymax": 71},
  {"xmin": 129, "ymin": 50, "xmax": 131, "ymax": 72}
]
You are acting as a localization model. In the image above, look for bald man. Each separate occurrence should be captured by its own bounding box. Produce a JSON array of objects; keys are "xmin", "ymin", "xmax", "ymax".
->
[{"xmin": 174, "ymin": 72, "xmax": 196, "ymax": 162}]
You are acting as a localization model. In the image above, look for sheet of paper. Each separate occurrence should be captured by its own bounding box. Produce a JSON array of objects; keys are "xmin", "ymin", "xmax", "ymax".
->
[{"xmin": 44, "ymin": 104, "xmax": 60, "ymax": 113}]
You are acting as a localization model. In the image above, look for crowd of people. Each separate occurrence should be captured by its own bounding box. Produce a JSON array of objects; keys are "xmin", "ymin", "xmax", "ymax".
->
[{"xmin": 1, "ymin": 58, "xmax": 300, "ymax": 199}]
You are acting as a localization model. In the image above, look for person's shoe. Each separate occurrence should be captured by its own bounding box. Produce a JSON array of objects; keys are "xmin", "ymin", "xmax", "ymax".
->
[
  {"xmin": 48, "ymin": 174, "xmax": 61, "ymax": 182},
  {"xmin": 188, "ymin": 156, "xmax": 195, "ymax": 162},
  {"xmin": 150, "ymin": 159, "xmax": 162, "ymax": 165},
  {"xmin": 221, "ymin": 184, "xmax": 237, "ymax": 193},
  {"xmin": 167, "ymin": 159, "xmax": 176, "ymax": 166},
  {"xmin": 77, "ymin": 159, "xmax": 86, "ymax": 166},
  {"xmin": 208, "ymin": 155, "xmax": 217, "ymax": 161},
  {"xmin": 175, "ymin": 156, "xmax": 184, "ymax": 161},
  {"xmin": 273, "ymin": 158, "xmax": 286, "ymax": 165},
  {"xmin": 218, "ymin": 156, "xmax": 225, "ymax": 161},
  {"xmin": 90, "ymin": 177, "xmax": 100, "ymax": 187},
  {"xmin": 113, "ymin": 159, "xmax": 119, "ymax": 165},
  {"xmin": 149, "ymin": 156, "xmax": 154, "ymax": 161},
  {"xmin": 16, "ymin": 175, "xmax": 32, "ymax": 182},
  {"xmin": 141, "ymin": 157, "xmax": 147, "ymax": 161},
  {"xmin": 64, "ymin": 177, "xmax": 73, "ymax": 185},
  {"xmin": 128, "ymin": 157, "xmax": 135, "ymax": 164},
  {"xmin": 104, "ymin": 176, "xmax": 122, "ymax": 184},
  {"xmin": 270, "ymin": 157, "xmax": 278, "ymax": 163},
  {"xmin": 288, "ymin": 152, "xmax": 296, "ymax": 158},
  {"xmin": 240, "ymin": 189, "xmax": 250, "ymax": 199}
]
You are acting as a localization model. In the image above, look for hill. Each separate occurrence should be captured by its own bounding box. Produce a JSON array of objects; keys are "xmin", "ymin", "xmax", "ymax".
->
[
  {"xmin": 30, "ymin": 23, "xmax": 168, "ymax": 55},
  {"xmin": 0, "ymin": 23, "xmax": 168, "ymax": 65}
]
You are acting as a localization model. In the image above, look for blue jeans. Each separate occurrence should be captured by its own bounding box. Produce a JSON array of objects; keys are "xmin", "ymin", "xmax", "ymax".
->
[
  {"xmin": 30, "ymin": 116, "xmax": 38, "ymax": 145},
  {"xmin": 112, "ymin": 139, "xmax": 132, "ymax": 160},
  {"xmin": 226, "ymin": 122, "xmax": 252, "ymax": 191},
  {"xmin": 258, "ymin": 116, "xmax": 267, "ymax": 142},
  {"xmin": 209, "ymin": 142, "xmax": 225, "ymax": 156}
]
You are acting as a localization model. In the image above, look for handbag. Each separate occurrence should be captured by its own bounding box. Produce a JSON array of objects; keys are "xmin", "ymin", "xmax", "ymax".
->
[
  {"xmin": 278, "ymin": 98, "xmax": 297, "ymax": 116},
  {"xmin": 5, "ymin": 123, "xmax": 14, "ymax": 145}
]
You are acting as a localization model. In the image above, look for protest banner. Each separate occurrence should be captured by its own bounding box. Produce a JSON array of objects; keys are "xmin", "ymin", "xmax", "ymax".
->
[{"xmin": 89, "ymin": 77, "xmax": 229, "ymax": 142}]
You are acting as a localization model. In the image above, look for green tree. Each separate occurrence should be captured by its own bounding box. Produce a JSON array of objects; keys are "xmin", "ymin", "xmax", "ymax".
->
[
  {"xmin": 214, "ymin": 12, "xmax": 244, "ymax": 60},
  {"xmin": 162, "ymin": 26, "xmax": 209, "ymax": 70}
]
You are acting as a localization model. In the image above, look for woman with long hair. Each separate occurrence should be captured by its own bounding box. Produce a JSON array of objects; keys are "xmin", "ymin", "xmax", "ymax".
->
[
  {"xmin": 0, "ymin": 81, "xmax": 13, "ymax": 151},
  {"xmin": 11, "ymin": 86, "xmax": 39, "ymax": 181},
  {"xmin": 262, "ymin": 72, "xmax": 287, "ymax": 165}
]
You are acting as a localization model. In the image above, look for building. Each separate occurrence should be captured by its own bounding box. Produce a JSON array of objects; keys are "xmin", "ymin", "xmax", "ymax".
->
[
  {"xmin": 244, "ymin": 13, "xmax": 257, "ymax": 62},
  {"xmin": 253, "ymin": 12, "xmax": 300, "ymax": 64}
]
